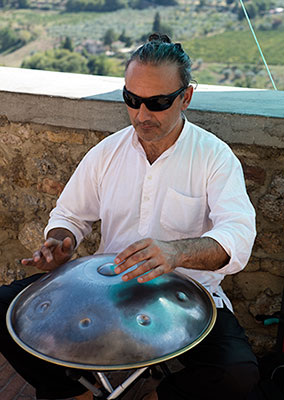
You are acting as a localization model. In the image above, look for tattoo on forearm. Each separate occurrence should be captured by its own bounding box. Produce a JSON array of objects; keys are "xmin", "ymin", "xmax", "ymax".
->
[{"xmin": 170, "ymin": 237, "xmax": 230, "ymax": 271}]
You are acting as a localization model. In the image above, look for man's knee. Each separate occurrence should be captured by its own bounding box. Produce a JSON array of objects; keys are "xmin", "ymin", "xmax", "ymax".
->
[
  {"xmin": 156, "ymin": 362, "xmax": 260, "ymax": 400},
  {"xmin": 221, "ymin": 362, "xmax": 260, "ymax": 399}
]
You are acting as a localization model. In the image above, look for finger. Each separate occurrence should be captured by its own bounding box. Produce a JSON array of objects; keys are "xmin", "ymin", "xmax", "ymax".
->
[
  {"xmin": 62, "ymin": 237, "xmax": 73, "ymax": 253},
  {"xmin": 121, "ymin": 259, "xmax": 156, "ymax": 281},
  {"xmin": 114, "ymin": 239, "xmax": 152, "ymax": 265},
  {"xmin": 137, "ymin": 265, "xmax": 165, "ymax": 283},
  {"xmin": 39, "ymin": 246, "xmax": 54, "ymax": 263},
  {"xmin": 44, "ymin": 237, "xmax": 60, "ymax": 249},
  {"xmin": 115, "ymin": 248, "xmax": 153, "ymax": 275},
  {"xmin": 21, "ymin": 258, "xmax": 36, "ymax": 266}
]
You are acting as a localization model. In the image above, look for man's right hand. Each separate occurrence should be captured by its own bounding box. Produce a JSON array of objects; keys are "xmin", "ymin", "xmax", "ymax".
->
[{"xmin": 21, "ymin": 237, "xmax": 74, "ymax": 272}]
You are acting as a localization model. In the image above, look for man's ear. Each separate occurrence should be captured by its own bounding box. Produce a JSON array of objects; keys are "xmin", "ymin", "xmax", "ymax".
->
[{"xmin": 181, "ymin": 85, "xmax": 194, "ymax": 111}]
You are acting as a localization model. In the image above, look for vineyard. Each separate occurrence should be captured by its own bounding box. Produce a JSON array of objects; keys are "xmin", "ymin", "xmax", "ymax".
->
[{"xmin": 0, "ymin": 0, "xmax": 283, "ymax": 89}]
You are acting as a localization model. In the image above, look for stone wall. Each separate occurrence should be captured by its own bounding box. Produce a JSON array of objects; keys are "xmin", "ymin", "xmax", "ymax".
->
[
  {"xmin": 0, "ymin": 78, "xmax": 283, "ymax": 357},
  {"xmin": 0, "ymin": 116, "xmax": 105, "ymax": 281}
]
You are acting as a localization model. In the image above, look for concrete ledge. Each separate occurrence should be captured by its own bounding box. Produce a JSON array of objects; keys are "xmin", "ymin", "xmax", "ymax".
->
[{"xmin": 0, "ymin": 67, "xmax": 283, "ymax": 146}]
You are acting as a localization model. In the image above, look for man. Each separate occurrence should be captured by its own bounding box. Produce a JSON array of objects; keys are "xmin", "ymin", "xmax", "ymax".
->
[{"xmin": 0, "ymin": 34, "xmax": 259, "ymax": 399}]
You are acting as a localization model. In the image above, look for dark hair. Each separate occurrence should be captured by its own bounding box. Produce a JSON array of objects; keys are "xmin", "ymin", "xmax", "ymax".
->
[{"xmin": 125, "ymin": 33, "xmax": 193, "ymax": 87}]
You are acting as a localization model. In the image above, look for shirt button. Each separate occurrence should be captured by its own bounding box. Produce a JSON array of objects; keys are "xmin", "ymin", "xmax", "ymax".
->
[
  {"xmin": 144, "ymin": 196, "xmax": 150, "ymax": 201},
  {"xmin": 147, "ymin": 175, "xmax": 152, "ymax": 180}
]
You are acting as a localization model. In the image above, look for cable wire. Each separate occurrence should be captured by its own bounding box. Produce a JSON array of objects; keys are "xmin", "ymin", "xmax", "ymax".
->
[{"xmin": 239, "ymin": 0, "xmax": 278, "ymax": 90}]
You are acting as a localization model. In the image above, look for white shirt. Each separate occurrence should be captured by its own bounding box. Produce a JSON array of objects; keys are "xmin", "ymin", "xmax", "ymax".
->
[{"xmin": 45, "ymin": 119, "xmax": 256, "ymax": 310}]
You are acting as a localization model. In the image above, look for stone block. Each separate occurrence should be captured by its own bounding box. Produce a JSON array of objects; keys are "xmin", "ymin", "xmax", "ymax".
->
[
  {"xmin": 248, "ymin": 332, "xmax": 277, "ymax": 356},
  {"xmin": 0, "ymin": 230, "xmax": 9, "ymax": 244},
  {"xmin": 244, "ymin": 256, "xmax": 261, "ymax": 272},
  {"xmin": 221, "ymin": 275, "xmax": 234, "ymax": 295},
  {"xmin": 233, "ymin": 299, "xmax": 256, "ymax": 329},
  {"xmin": 254, "ymin": 231, "xmax": 283, "ymax": 255},
  {"xmin": 249, "ymin": 290, "xmax": 282, "ymax": 317},
  {"xmin": 258, "ymin": 194, "xmax": 284, "ymax": 222},
  {"xmin": 37, "ymin": 177, "xmax": 65, "ymax": 196},
  {"xmin": 270, "ymin": 174, "xmax": 284, "ymax": 197},
  {"xmin": 18, "ymin": 221, "xmax": 45, "ymax": 253},
  {"xmin": 239, "ymin": 158, "xmax": 266, "ymax": 185},
  {"xmin": 0, "ymin": 131, "xmax": 22, "ymax": 146},
  {"xmin": 233, "ymin": 271, "xmax": 284, "ymax": 300},
  {"xmin": 261, "ymin": 258, "xmax": 284, "ymax": 277},
  {"xmin": 46, "ymin": 130, "xmax": 84, "ymax": 144},
  {"xmin": 0, "ymin": 115, "xmax": 9, "ymax": 127}
]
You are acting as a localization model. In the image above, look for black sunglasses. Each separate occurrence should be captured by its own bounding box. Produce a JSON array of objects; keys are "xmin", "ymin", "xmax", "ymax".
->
[{"xmin": 123, "ymin": 85, "xmax": 188, "ymax": 112}]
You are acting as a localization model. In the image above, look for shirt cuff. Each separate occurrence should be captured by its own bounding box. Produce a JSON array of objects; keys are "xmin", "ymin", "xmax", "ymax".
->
[
  {"xmin": 200, "ymin": 231, "xmax": 249, "ymax": 275},
  {"xmin": 44, "ymin": 221, "xmax": 84, "ymax": 249}
]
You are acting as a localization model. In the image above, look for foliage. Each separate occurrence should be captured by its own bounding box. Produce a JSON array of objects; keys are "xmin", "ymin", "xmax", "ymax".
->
[
  {"xmin": 233, "ymin": 0, "xmax": 276, "ymax": 21},
  {"xmin": 0, "ymin": 25, "xmax": 33, "ymax": 53},
  {"xmin": 183, "ymin": 30, "xmax": 284, "ymax": 66},
  {"xmin": 1, "ymin": 0, "xmax": 283, "ymax": 90},
  {"xmin": 65, "ymin": 0, "xmax": 105, "ymax": 12},
  {"xmin": 0, "ymin": 0, "xmax": 30, "ymax": 8},
  {"xmin": 152, "ymin": 11, "xmax": 173, "ymax": 36},
  {"xmin": 87, "ymin": 54, "xmax": 114, "ymax": 75},
  {"xmin": 21, "ymin": 47, "xmax": 124, "ymax": 76},
  {"xmin": 21, "ymin": 48, "xmax": 89, "ymax": 73},
  {"xmin": 119, "ymin": 29, "xmax": 132, "ymax": 46},
  {"xmin": 103, "ymin": 28, "xmax": 118, "ymax": 45},
  {"xmin": 65, "ymin": 0, "xmax": 177, "ymax": 12},
  {"xmin": 61, "ymin": 36, "xmax": 74, "ymax": 51},
  {"xmin": 131, "ymin": 0, "xmax": 177, "ymax": 8},
  {"xmin": 192, "ymin": 61, "xmax": 284, "ymax": 90}
]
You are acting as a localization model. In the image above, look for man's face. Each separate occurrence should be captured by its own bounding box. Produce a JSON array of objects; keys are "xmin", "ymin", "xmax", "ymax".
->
[{"xmin": 124, "ymin": 60, "xmax": 193, "ymax": 146}]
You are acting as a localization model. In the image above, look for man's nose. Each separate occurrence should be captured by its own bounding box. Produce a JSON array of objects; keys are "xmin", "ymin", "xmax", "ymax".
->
[{"xmin": 137, "ymin": 102, "xmax": 152, "ymax": 122}]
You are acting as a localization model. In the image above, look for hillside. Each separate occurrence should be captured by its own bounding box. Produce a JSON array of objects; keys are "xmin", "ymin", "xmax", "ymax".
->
[{"xmin": 0, "ymin": 0, "xmax": 283, "ymax": 89}]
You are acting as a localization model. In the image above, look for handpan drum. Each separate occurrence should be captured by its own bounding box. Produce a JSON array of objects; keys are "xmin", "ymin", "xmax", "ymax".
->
[{"xmin": 7, "ymin": 254, "xmax": 216, "ymax": 370}]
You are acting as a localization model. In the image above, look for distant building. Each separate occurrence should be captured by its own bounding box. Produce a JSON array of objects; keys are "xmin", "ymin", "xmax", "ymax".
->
[
  {"xmin": 80, "ymin": 40, "xmax": 106, "ymax": 55},
  {"xmin": 269, "ymin": 7, "xmax": 284, "ymax": 14}
]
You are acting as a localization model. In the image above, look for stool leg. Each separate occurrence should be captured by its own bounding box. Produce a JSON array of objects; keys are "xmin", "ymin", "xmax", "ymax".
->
[
  {"xmin": 96, "ymin": 372, "xmax": 113, "ymax": 393},
  {"xmin": 65, "ymin": 368, "xmax": 104, "ymax": 398},
  {"xmin": 158, "ymin": 362, "xmax": 171, "ymax": 377},
  {"xmin": 107, "ymin": 367, "xmax": 148, "ymax": 399}
]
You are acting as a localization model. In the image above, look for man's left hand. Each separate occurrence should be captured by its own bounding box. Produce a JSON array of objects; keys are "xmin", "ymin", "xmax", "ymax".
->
[{"xmin": 114, "ymin": 238, "xmax": 177, "ymax": 283}]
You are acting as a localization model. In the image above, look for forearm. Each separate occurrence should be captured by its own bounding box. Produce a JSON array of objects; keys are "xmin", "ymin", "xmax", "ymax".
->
[{"xmin": 170, "ymin": 237, "xmax": 230, "ymax": 271}]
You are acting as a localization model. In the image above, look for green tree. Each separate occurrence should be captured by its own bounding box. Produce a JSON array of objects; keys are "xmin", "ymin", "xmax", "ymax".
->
[
  {"xmin": 151, "ymin": 12, "xmax": 173, "ymax": 37},
  {"xmin": 130, "ymin": 0, "xmax": 177, "ymax": 7},
  {"xmin": 246, "ymin": 3, "xmax": 257, "ymax": 19},
  {"xmin": 119, "ymin": 29, "xmax": 132, "ymax": 47},
  {"xmin": 0, "ymin": 26, "xmax": 32, "ymax": 53},
  {"xmin": 0, "ymin": 0, "xmax": 30, "ymax": 8},
  {"xmin": 65, "ymin": 0, "xmax": 104, "ymax": 12},
  {"xmin": 17, "ymin": 0, "xmax": 29, "ymax": 8},
  {"xmin": 61, "ymin": 36, "xmax": 74, "ymax": 52},
  {"xmin": 103, "ymin": 0, "xmax": 128, "ymax": 11},
  {"xmin": 65, "ymin": 0, "xmax": 128, "ymax": 12},
  {"xmin": 22, "ymin": 49, "xmax": 89, "ymax": 74},
  {"xmin": 154, "ymin": 0, "xmax": 177, "ymax": 4},
  {"xmin": 1, "ymin": 0, "xmax": 9, "ymax": 7},
  {"xmin": 103, "ymin": 28, "xmax": 117, "ymax": 46},
  {"xmin": 153, "ymin": 12, "xmax": 161, "ymax": 32},
  {"xmin": 87, "ymin": 54, "xmax": 113, "ymax": 75}
]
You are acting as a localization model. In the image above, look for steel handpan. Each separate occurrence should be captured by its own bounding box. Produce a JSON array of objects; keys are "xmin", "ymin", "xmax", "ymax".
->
[{"xmin": 7, "ymin": 254, "xmax": 216, "ymax": 370}]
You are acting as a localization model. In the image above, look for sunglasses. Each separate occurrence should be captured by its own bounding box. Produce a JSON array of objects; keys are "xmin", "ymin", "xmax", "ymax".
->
[{"xmin": 123, "ymin": 85, "xmax": 188, "ymax": 112}]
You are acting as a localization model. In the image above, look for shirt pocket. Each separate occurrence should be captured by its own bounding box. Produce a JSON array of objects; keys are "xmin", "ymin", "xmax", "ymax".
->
[{"xmin": 160, "ymin": 187, "xmax": 206, "ymax": 236}]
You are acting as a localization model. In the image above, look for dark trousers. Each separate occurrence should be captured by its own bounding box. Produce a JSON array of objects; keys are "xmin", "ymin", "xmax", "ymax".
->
[
  {"xmin": 1, "ymin": 275, "xmax": 260, "ymax": 399},
  {"xmin": 157, "ymin": 305, "xmax": 260, "ymax": 400}
]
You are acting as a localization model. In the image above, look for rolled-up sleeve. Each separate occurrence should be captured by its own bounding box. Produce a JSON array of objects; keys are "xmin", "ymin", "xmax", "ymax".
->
[{"xmin": 201, "ymin": 146, "xmax": 256, "ymax": 275}]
